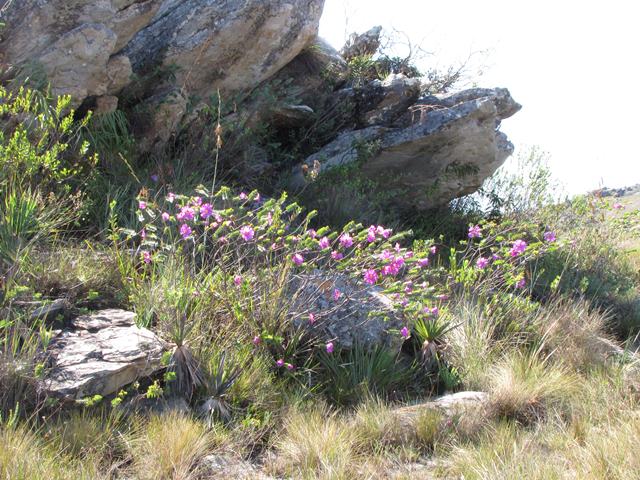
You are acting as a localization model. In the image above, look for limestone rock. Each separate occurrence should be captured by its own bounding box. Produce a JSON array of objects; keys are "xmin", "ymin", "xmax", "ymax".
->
[
  {"xmin": 199, "ymin": 454, "xmax": 276, "ymax": 480},
  {"xmin": 291, "ymin": 87, "xmax": 521, "ymax": 210},
  {"xmin": 290, "ymin": 271, "xmax": 404, "ymax": 350},
  {"xmin": 42, "ymin": 309, "xmax": 166, "ymax": 399}
]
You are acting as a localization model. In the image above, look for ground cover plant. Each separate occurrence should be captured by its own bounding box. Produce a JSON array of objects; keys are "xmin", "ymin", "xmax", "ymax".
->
[{"xmin": 1, "ymin": 85, "xmax": 639, "ymax": 479}]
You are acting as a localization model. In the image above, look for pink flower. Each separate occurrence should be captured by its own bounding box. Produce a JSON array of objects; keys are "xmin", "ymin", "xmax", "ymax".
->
[
  {"xmin": 476, "ymin": 257, "xmax": 489, "ymax": 269},
  {"xmin": 436, "ymin": 294, "xmax": 449, "ymax": 301},
  {"xmin": 418, "ymin": 258, "xmax": 429, "ymax": 268},
  {"xmin": 286, "ymin": 363, "xmax": 295, "ymax": 371},
  {"xmin": 219, "ymin": 236, "xmax": 228, "ymax": 244},
  {"xmin": 176, "ymin": 206, "xmax": 195, "ymax": 222},
  {"xmin": 400, "ymin": 326, "xmax": 410, "ymax": 339},
  {"xmin": 240, "ymin": 225, "xmax": 255, "ymax": 241},
  {"xmin": 276, "ymin": 359, "xmax": 285, "ymax": 368},
  {"xmin": 468, "ymin": 225, "xmax": 482, "ymax": 239},
  {"xmin": 239, "ymin": 192, "xmax": 248, "ymax": 200},
  {"xmin": 367, "ymin": 230, "xmax": 376, "ymax": 243},
  {"xmin": 167, "ymin": 192, "xmax": 176, "ymax": 203},
  {"xmin": 180, "ymin": 223, "xmax": 192, "ymax": 239},
  {"xmin": 404, "ymin": 251, "xmax": 414, "ymax": 259},
  {"xmin": 515, "ymin": 278, "xmax": 526, "ymax": 289},
  {"xmin": 140, "ymin": 229, "xmax": 146, "ymax": 240},
  {"xmin": 331, "ymin": 251, "xmax": 344, "ymax": 261},
  {"xmin": 292, "ymin": 253, "xmax": 304, "ymax": 266},
  {"xmin": 404, "ymin": 282, "xmax": 413, "ymax": 294},
  {"xmin": 138, "ymin": 200, "xmax": 147, "ymax": 210},
  {"xmin": 381, "ymin": 228, "xmax": 392, "ymax": 239},
  {"xmin": 142, "ymin": 251, "xmax": 151, "ymax": 264},
  {"xmin": 394, "ymin": 243, "xmax": 401, "ymax": 252},
  {"xmin": 333, "ymin": 289, "xmax": 341, "ymax": 301},
  {"xmin": 253, "ymin": 336, "xmax": 261, "ymax": 346},
  {"xmin": 431, "ymin": 307, "xmax": 440, "ymax": 316},
  {"xmin": 200, "ymin": 203, "xmax": 214, "ymax": 219},
  {"xmin": 192, "ymin": 196, "xmax": 202, "ymax": 207},
  {"xmin": 309, "ymin": 313, "xmax": 316, "ymax": 324},
  {"xmin": 613, "ymin": 202, "xmax": 624, "ymax": 210},
  {"xmin": 318, "ymin": 236, "xmax": 330, "ymax": 249},
  {"xmin": 430, "ymin": 246, "xmax": 437, "ymax": 254},
  {"xmin": 339, "ymin": 233, "xmax": 353, "ymax": 248},
  {"xmin": 266, "ymin": 211, "xmax": 273, "ymax": 226},
  {"xmin": 234, "ymin": 275, "xmax": 242, "ymax": 286},
  {"xmin": 161, "ymin": 212, "xmax": 170, "ymax": 222},
  {"xmin": 380, "ymin": 250, "xmax": 393, "ymax": 260},
  {"xmin": 363, "ymin": 269, "xmax": 378, "ymax": 285},
  {"xmin": 509, "ymin": 239, "xmax": 528, "ymax": 257},
  {"xmin": 326, "ymin": 342, "xmax": 334, "ymax": 354},
  {"xmin": 543, "ymin": 231, "xmax": 556, "ymax": 242},
  {"xmin": 307, "ymin": 229, "xmax": 317, "ymax": 239}
]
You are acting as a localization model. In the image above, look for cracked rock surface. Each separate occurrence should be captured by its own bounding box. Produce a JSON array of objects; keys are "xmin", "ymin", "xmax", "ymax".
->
[{"xmin": 43, "ymin": 309, "xmax": 165, "ymax": 399}]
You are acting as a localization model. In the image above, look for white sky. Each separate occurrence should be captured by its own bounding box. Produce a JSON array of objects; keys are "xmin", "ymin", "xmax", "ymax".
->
[{"xmin": 319, "ymin": 0, "xmax": 640, "ymax": 194}]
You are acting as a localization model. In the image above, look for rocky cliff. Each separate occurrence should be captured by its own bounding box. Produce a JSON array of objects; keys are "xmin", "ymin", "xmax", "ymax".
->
[{"xmin": 0, "ymin": 1, "xmax": 520, "ymax": 212}]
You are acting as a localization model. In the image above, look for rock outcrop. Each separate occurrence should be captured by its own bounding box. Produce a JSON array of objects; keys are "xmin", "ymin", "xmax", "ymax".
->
[
  {"xmin": 0, "ymin": 0, "xmax": 324, "ymax": 145},
  {"xmin": 0, "ymin": 0, "xmax": 520, "ymax": 209},
  {"xmin": 290, "ymin": 86, "xmax": 521, "ymax": 210},
  {"xmin": 42, "ymin": 309, "xmax": 165, "ymax": 399}
]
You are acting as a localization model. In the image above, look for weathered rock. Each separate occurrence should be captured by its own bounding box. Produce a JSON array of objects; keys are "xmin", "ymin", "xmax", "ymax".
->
[
  {"xmin": 393, "ymin": 391, "xmax": 489, "ymax": 423},
  {"xmin": 291, "ymin": 87, "xmax": 521, "ymax": 210},
  {"xmin": 42, "ymin": 309, "xmax": 165, "ymax": 399},
  {"xmin": 360, "ymin": 74, "xmax": 423, "ymax": 126},
  {"xmin": 199, "ymin": 454, "xmax": 276, "ymax": 480},
  {"xmin": 341, "ymin": 25, "xmax": 383, "ymax": 61},
  {"xmin": 289, "ymin": 271, "xmax": 404, "ymax": 350}
]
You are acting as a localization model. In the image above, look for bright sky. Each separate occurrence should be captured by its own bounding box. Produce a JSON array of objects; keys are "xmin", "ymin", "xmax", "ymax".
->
[{"xmin": 320, "ymin": 0, "xmax": 640, "ymax": 194}]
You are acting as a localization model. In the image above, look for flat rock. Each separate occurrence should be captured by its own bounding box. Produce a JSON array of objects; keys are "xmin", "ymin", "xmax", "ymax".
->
[
  {"xmin": 393, "ymin": 391, "xmax": 489, "ymax": 423},
  {"xmin": 42, "ymin": 309, "xmax": 165, "ymax": 399}
]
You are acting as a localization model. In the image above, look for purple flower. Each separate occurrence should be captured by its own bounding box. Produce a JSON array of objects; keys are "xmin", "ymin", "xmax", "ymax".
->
[
  {"xmin": 418, "ymin": 258, "xmax": 429, "ymax": 268},
  {"xmin": 307, "ymin": 229, "xmax": 317, "ymax": 239},
  {"xmin": 240, "ymin": 225, "xmax": 255, "ymax": 242},
  {"xmin": 515, "ymin": 277, "xmax": 526, "ymax": 289},
  {"xmin": 613, "ymin": 202, "xmax": 624, "ymax": 210},
  {"xmin": 404, "ymin": 282, "xmax": 413, "ymax": 294},
  {"xmin": 333, "ymin": 289, "xmax": 341, "ymax": 301},
  {"xmin": 543, "ymin": 231, "xmax": 556, "ymax": 242},
  {"xmin": 326, "ymin": 342, "xmax": 334, "ymax": 354},
  {"xmin": 309, "ymin": 313, "xmax": 316, "ymax": 324},
  {"xmin": 363, "ymin": 269, "xmax": 378, "ymax": 285},
  {"xmin": 367, "ymin": 230, "xmax": 376, "ymax": 243},
  {"xmin": 138, "ymin": 200, "xmax": 147, "ymax": 210},
  {"xmin": 380, "ymin": 250, "xmax": 393, "ymax": 260},
  {"xmin": 200, "ymin": 203, "xmax": 214, "ymax": 220},
  {"xmin": 381, "ymin": 228, "xmax": 392, "ymax": 239},
  {"xmin": 339, "ymin": 233, "xmax": 354, "ymax": 248},
  {"xmin": 142, "ymin": 251, "xmax": 151, "ymax": 264},
  {"xmin": 292, "ymin": 253, "xmax": 304, "ymax": 266},
  {"xmin": 286, "ymin": 363, "xmax": 295, "ymax": 371},
  {"xmin": 394, "ymin": 243, "xmax": 401, "ymax": 252},
  {"xmin": 239, "ymin": 192, "xmax": 248, "ymax": 200},
  {"xmin": 468, "ymin": 225, "xmax": 482, "ymax": 239},
  {"xmin": 252, "ymin": 336, "xmax": 261, "ymax": 346},
  {"xmin": 404, "ymin": 251, "xmax": 414, "ymax": 259},
  {"xmin": 431, "ymin": 307, "xmax": 440, "ymax": 316},
  {"xmin": 180, "ymin": 223, "xmax": 192, "ymax": 239},
  {"xmin": 192, "ymin": 196, "xmax": 202, "ymax": 207},
  {"xmin": 401, "ymin": 326, "xmax": 410, "ymax": 339},
  {"xmin": 430, "ymin": 246, "xmax": 437, "ymax": 254},
  {"xmin": 331, "ymin": 251, "xmax": 344, "ymax": 261},
  {"xmin": 234, "ymin": 275, "xmax": 242, "ymax": 286},
  {"xmin": 276, "ymin": 359, "xmax": 285, "ymax": 368},
  {"xmin": 436, "ymin": 294, "xmax": 449, "ymax": 301},
  {"xmin": 318, "ymin": 236, "xmax": 330, "ymax": 249},
  {"xmin": 176, "ymin": 206, "xmax": 195, "ymax": 222},
  {"xmin": 161, "ymin": 212, "xmax": 170, "ymax": 222},
  {"xmin": 140, "ymin": 228, "xmax": 147, "ymax": 240},
  {"xmin": 509, "ymin": 239, "xmax": 528, "ymax": 257},
  {"xmin": 476, "ymin": 257, "xmax": 489, "ymax": 269},
  {"xmin": 151, "ymin": 174, "xmax": 159, "ymax": 182}
]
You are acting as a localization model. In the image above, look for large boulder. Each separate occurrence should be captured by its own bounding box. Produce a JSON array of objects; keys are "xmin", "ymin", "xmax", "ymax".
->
[
  {"xmin": 42, "ymin": 309, "xmax": 166, "ymax": 399},
  {"xmin": 290, "ymin": 86, "xmax": 521, "ymax": 210},
  {"xmin": 0, "ymin": 0, "xmax": 324, "ymax": 126},
  {"xmin": 290, "ymin": 271, "xmax": 405, "ymax": 351}
]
